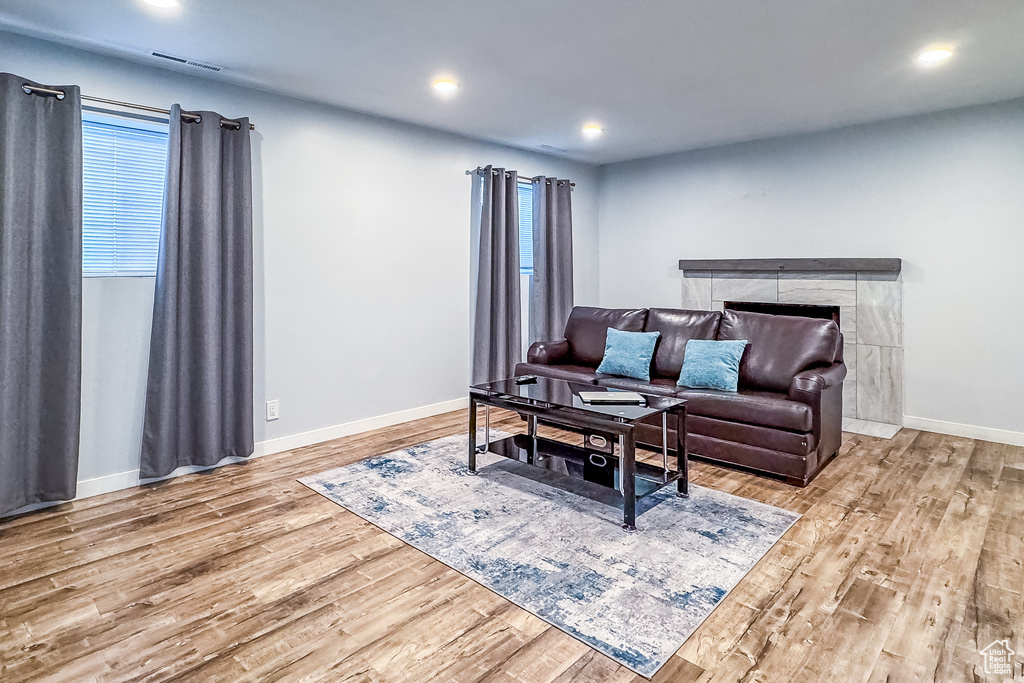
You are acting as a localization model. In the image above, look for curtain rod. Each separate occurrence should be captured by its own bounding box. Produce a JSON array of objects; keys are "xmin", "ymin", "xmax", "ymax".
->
[
  {"xmin": 21, "ymin": 84, "xmax": 255, "ymax": 131},
  {"xmin": 466, "ymin": 167, "xmax": 575, "ymax": 187}
]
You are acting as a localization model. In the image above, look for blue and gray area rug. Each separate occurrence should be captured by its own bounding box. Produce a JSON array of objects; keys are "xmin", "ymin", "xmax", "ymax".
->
[{"xmin": 300, "ymin": 432, "xmax": 798, "ymax": 678}]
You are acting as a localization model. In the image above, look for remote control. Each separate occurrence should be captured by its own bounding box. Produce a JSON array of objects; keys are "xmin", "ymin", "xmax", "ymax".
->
[{"xmin": 515, "ymin": 375, "xmax": 538, "ymax": 385}]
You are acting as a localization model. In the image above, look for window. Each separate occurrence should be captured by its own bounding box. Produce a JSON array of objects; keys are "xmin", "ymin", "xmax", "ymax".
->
[
  {"xmin": 518, "ymin": 181, "xmax": 533, "ymax": 276},
  {"xmin": 82, "ymin": 117, "xmax": 168, "ymax": 277}
]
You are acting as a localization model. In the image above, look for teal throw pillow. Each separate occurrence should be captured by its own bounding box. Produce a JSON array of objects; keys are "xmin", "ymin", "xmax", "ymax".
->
[
  {"xmin": 596, "ymin": 328, "xmax": 661, "ymax": 381},
  {"xmin": 676, "ymin": 339, "xmax": 748, "ymax": 392}
]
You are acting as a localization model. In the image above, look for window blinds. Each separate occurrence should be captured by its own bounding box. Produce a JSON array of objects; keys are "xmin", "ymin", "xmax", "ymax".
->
[
  {"xmin": 519, "ymin": 182, "xmax": 533, "ymax": 275},
  {"xmin": 82, "ymin": 120, "xmax": 168, "ymax": 277}
]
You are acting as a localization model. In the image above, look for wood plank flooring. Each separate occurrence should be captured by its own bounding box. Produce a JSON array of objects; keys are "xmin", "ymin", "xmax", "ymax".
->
[{"xmin": 1, "ymin": 411, "xmax": 1021, "ymax": 682}]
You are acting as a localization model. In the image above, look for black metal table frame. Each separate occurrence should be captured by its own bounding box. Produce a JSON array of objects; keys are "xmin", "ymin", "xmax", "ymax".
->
[{"xmin": 468, "ymin": 389, "xmax": 688, "ymax": 533}]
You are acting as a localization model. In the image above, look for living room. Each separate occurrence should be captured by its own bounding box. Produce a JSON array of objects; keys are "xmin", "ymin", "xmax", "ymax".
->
[{"xmin": 1, "ymin": 1, "xmax": 1022, "ymax": 681}]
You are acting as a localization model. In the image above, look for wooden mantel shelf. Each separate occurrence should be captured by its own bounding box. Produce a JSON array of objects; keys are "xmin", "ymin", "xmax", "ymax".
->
[{"xmin": 677, "ymin": 258, "xmax": 901, "ymax": 274}]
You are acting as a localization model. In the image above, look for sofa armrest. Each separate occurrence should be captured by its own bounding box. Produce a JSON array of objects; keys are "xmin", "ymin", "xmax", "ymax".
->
[
  {"xmin": 789, "ymin": 362, "xmax": 847, "ymax": 467},
  {"xmin": 788, "ymin": 362, "xmax": 847, "ymax": 403},
  {"xmin": 527, "ymin": 339, "xmax": 571, "ymax": 365}
]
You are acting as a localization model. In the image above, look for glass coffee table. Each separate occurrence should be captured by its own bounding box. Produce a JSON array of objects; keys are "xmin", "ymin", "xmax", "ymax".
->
[{"xmin": 468, "ymin": 377, "xmax": 688, "ymax": 532}]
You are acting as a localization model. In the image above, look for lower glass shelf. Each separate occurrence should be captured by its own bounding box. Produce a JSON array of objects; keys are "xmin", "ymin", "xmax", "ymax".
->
[{"xmin": 483, "ymin": 434, "xmax": 681, "ymax": 500}]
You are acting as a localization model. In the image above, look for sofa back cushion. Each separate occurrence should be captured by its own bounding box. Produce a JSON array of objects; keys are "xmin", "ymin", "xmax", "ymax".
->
[
  {"xmin": 644, "ymin": 308, "xmax": 722, "ymax": 379},
  {"xmin": 564, "ymin": 307, "xmax": 648, "ymax": 366},
  {"xmin": 716, "ymin": 310, "xmax": 840, "ymax": 391}
]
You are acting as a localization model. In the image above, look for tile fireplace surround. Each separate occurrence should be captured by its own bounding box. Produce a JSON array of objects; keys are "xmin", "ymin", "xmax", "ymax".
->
[{"xmin": 679, "ymin": 259, "xmax": 903, "ymax": 426}]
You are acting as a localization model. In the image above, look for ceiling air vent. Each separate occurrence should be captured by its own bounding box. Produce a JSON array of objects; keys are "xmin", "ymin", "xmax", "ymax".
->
[
  {"xmin": 538, "ymin": 144, "xmax": 567, "ymax": 153},
  {"xmin": 149, "ymin": 51, "xmax": 223, "ymax": 72}
]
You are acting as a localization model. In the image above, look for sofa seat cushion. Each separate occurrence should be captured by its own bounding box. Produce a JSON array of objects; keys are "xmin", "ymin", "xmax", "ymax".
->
[
  {"xmin": 595, "ymin": 376, "xmax": 681, "ymax": 396},
  {"xmin": 631, "ymin": 425, "xmax": 816, "ymax": 481},
  {"xmin": 686, "ymin": 415, "xmax": 815, "ymax": 456},
  {"xmin": 687, "ymin": 433, "xmax": 817, "ymax": 483},
  {"xmin": 644, "ymin": 308, "xmax": 722, "ymax": 379},
  {"xmin": 635, "ymin": 414, "xmax": 814, "ymax": 456},
  {"xmin": 514, "ymin": 362, "xmax": 599, "ymax": 385},
  {"xmin": 675, "ymin": 388, "xmax": 813, "ymax": 432}
]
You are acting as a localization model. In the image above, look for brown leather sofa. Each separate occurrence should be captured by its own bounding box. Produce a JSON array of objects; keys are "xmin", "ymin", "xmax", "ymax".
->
[{"xmin": 514, "ymin": 306, "xmax": 847, "ymax": 486}]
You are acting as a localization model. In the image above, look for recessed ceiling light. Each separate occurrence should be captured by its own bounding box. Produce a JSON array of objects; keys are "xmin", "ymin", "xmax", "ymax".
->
[
  {"xmin": 581, "ymin": 124, "xmax": 604, "ymax": 139},
  {"xmin": 915, "ymin": 47, "xmax": 954, "ymax": 66},
  {"xmin": 142, "ymin": 0, "xmax": 180, "ymax": 7},
  {"xmin": 432, "ymin": 80, "xmax": 459, "ymax": 93}
]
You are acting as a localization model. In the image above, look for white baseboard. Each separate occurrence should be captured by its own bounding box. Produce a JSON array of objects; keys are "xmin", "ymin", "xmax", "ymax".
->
[
  {"xmin": 2, "ymin": 397, "xmax": 470, "ymax": 518},
  {"xmin": 253, "ymin": 397, "xmax": 469, "ymax": 456},
  {"xmin": 903, "ymin": 415, "xmax": 1024, "ymax": 447},
  {"xmin": 77, "ymin": 469, "xmax": 142, "ymax": 498}
]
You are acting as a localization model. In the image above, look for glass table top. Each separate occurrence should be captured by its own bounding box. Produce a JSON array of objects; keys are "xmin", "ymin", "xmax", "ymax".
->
[{"xmin": 470, "ymin": 377, "xmax": 684, "ymax": 422}]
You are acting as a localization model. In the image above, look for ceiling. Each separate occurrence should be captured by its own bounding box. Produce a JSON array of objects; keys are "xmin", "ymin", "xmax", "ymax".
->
[{"xmin": 2, "ymin": 0, "xmax": 1024, "ymax": 164}]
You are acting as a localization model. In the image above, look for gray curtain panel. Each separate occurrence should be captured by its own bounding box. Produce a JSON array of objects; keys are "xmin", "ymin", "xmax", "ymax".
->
[
  {"xmin": 471, "ymin": 166, "xmax": 521, "ymax": 384},
  {"xmin": 530, "ymin": 176, "xmax": 574, "ymax": 344},
  {"xmin": 141, "ymin": 105, "xmax": 254, "ymax": 479},
  {"xmin": 0, "ymin": 74, "xmax": 83, "ymax": 516}
]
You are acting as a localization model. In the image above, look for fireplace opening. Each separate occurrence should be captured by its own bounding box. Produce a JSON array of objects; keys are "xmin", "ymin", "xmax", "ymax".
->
[{"xmin": 724, "ymin": 301, "xmax": 840, "ymax": 327}]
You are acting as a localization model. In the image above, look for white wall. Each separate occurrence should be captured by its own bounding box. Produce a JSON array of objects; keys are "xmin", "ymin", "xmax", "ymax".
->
[
  {"xmin": 598, "ymin": 99, "xmax": 1024, "ymax": 438},
  {"xmin": 0, "ymin": 31, "xmax": 601, "ymax": 490}
]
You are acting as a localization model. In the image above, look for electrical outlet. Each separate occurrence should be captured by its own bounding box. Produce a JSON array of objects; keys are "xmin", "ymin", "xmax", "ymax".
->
[{"xmin": 266, "ymin": 399, "xmax": 280, "ymax": 421}]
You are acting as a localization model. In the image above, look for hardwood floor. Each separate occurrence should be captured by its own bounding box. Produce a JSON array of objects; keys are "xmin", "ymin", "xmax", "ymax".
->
[{"xmin": 1, "ymin": 411, "xmax": 1021, "ymax": 682}]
